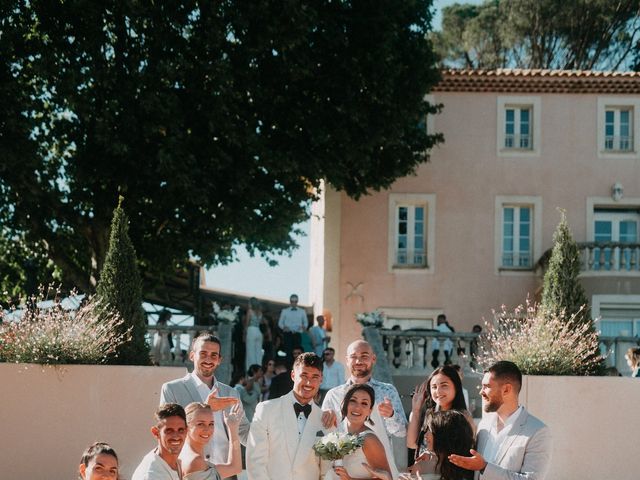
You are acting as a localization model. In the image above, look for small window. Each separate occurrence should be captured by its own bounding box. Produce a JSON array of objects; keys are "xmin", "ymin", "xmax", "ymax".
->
[
  {"xmin": 505, "ymin": 107, "xmax": 532, "ymax": 150},
  {"xmin": 497, "ymin": 96, "xmax": 540, "ymax": 157},
  {"xmin": 605, "ymin": 107, "xmax": 633, "ymax": 152}
]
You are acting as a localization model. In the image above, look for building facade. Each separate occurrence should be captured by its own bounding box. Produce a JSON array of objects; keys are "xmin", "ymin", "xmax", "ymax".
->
[{"xmin": 310, "ymin": 69, "xmax": 640, "ymax": 373}]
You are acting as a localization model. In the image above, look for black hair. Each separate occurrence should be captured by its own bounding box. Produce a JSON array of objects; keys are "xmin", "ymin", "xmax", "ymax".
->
[
  {"xmin": 487, "ymin": 360, "xmax": 522, "ymax": 394},
  {"xmin": 155, "ymin": 403, "xmax": 186, "ymax": 424},
  {"xmin": 427, "ymin": 410, "xmax": 475, "ymax": 480},
  {"xmin": 340, "ymin": 383, "xmax": 375, "ymax": 423},
  {"xmin": 293, "ymin": 352, "xmax": 323, "ymax": 372}
]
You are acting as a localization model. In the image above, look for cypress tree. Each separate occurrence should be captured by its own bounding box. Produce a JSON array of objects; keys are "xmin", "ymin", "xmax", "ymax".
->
[
  {"xmin": 96, "ymin": 197, "xmax": 150, "ymax": 364},
  {"xmin": 540, "ymin": 209, "xmax": 591, "ymax": 328}
]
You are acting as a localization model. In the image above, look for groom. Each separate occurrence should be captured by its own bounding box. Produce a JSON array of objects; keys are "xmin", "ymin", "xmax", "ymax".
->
[{"xmin": 247, "ymin": 352, "xmax": 332, "ymax": 480}]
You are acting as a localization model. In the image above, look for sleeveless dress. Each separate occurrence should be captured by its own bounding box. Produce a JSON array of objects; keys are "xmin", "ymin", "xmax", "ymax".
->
[
  {"xmin": 245, "ymin": 311, "xmax": 264, "ymax": 370},
  {"xmin": 183, "ymin": 461, "xmax": 221, "ymax": 480},
  {"xmin": 325, "ymin": 431, "xmax": 386, "ymax": 480}
]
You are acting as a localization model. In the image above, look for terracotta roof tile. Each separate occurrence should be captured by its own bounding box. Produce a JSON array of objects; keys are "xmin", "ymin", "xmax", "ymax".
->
[{"xmin": 433, "ymin": 69, "xmax": 640, "ymax": 94}]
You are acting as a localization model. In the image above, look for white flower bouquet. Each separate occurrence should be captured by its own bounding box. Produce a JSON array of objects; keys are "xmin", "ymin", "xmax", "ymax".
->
[
  {"xmin": 312, "ymin": 431, "xmax": 364, "ymax": 462},
  {"xmin": 212, "ymin": 302, "xmax": 239, "ymax": 324},
  {"xmin": 355, "ymin": 309, "xmax": 385, "ymax": 327}
]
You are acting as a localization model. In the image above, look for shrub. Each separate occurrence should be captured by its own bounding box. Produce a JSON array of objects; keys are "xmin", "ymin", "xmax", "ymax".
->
[
  {"xmin": 476, "ymin": 301, "xmax": 604, "ymax": 375},
  {"xmin": 96, "ymin": 197, "xmax": 149, "ymax": 365},
  {"xmin": 0, "ymin": 289, "xmax": 131, "ymax": 365}
]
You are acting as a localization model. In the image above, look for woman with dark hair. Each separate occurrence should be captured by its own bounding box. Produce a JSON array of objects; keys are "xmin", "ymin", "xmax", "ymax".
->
[
  {"xmin": 407, "ymin": 366, "xmax": 474, "ymax": 461},
  {"xmin": 78, "ymin": 442, "xmax": 119, "ymax": 480},
  {"xmin": 626, "ymin": 347, "xmax": 640, "ymax": 377},
  {"xmin": 326, "ymin": 384, "xmax": 391, "ymax": 480},
  {"xmin": 363, "ymin": 410, "xmax": 474, "ymax": 480},
  {"xmin": 179, "ymin": 402, "xmax": 242, "ymax": 480}
]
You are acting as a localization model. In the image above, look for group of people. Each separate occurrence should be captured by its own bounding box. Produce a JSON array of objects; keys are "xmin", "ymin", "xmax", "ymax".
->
[{"xmin": 78, "ymin": 331, "xmax": 553, "ymax": 480}]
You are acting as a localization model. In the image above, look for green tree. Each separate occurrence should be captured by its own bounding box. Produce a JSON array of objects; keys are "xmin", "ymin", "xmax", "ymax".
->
[
  {"xmin": 540, "ymin": 210, "xmax": 592, "ymax": 328},
  {"xmin": 0, "ymin": 1, "xmax": 442, "ymax": 296},
  {"xmin": 96, "ymin": 198, "xmax": 149, "ymax": 365},
  {"xmin": 434, "ymin": 0, "xmax": 640, "ymax": 70}
]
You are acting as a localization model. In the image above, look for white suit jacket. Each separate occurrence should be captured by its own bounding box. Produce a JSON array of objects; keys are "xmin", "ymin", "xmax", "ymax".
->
[
  {"xmin": 159, "ymin": 373, "xmax": 250, "ymax": 445},
  {"xmin": 247, "ymin": 391, "xmax": 329, "ymax": 480},
  {"xmin": 477, "ymin": 408, "xmax": 552, "ymax": 480}
]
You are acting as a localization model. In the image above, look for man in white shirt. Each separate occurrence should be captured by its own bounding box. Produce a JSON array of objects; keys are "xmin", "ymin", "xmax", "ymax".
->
[
  {"xmin": 449, "ymin": 361, "xmax": 552, "ymax": 479},
  {"xmin": 160, "ymin": 334, "xmax": 250, "ymax": 467},
  {"xmin": 318, "ymin": 347, "xmax": 344, "ymax": 402},
  {"xmin": 278, "ymin": 294, "xmax": 308, "ymax": 363},
  {"xmin": 431, "ymin": 314, "xmax": 454, "ymax": 368},
  {"xmin": 132, "ymin": 403, "xmax": 187, "ymax": 480}
]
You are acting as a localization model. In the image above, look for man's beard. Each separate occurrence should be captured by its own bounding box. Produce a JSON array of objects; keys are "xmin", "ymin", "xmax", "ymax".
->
[
  {"xmin": 482, "ymin": 396, "xmax": 501, "ymax": 412},
  {"xmin": 351, "ymin": 366, "xmax": 371, "ymax": 378}
]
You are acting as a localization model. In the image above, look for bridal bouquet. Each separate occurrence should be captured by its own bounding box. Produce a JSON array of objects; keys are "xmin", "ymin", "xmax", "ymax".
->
[
  {"xmin": 356, "ymin": 309, "xmax": 385, "ymax": 327},
  {"xmin": 212, "ymin": 302, "xmax": 240, "ymax": 324},
  {"xmin": 313, "ymin": 432, "xmax": 364, "ymax": 462}
]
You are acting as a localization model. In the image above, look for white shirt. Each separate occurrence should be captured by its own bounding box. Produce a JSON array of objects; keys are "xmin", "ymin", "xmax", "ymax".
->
[
  {"xmin": 191, "ymin": 372, "xmax": 229, "ymax": 464},
  {"xmin": 431, "ymin": 322, "xmax": 454, "ymax": 351},
  {"xmin": 131, "ymin": 448, "xmax": 181, "ymax": 480},
  {"xmin": 320, "ymin": 361, "xmax": 345, "ymax": 390},
  {"xmin": 278, "ymin": 307, "xmax": 308, "ymax": 333},
  {"xmin": 482, "ymin": 406, "xmax": 525, "ymax": 464},
  {"xmin": 309, "ymin": 325, "xmax": 327, "ymax": 356}
]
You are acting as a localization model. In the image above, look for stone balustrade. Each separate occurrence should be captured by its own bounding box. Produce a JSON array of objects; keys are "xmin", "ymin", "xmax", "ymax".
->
[{"xmin": 578, "ymin": 242, "xmax": 640, "ymax": 272}]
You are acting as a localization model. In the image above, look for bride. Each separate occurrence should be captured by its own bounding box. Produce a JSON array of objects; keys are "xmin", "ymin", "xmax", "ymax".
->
[{"xmin": 328, "ymin": 384, "xmax": 391, "ymax": 480}]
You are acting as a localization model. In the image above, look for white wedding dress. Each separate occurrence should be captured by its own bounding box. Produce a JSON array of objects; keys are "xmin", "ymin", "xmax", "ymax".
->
[{"xmin": 325, "ymin": 430, "xmax": 385, "ymax": 480}]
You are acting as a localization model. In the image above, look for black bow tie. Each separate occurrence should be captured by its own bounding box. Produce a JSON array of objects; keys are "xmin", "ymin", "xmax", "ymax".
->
[
  {"xmin": 294, "ymin": 402, "xmax": 312, "ymax": 418},
  {"xmin": 291, "ymin": 307, "xmax": 297, "ymax": 311}
]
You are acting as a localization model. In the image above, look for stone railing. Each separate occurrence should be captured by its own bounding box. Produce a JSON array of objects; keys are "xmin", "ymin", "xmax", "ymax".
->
[
  {"xmin": 366, "ymin": 327, "xmax": 639, "ymax": 377},
  {"xmin": 578, "ymin": 242, "xmax": 640, "ymax": 273},
  {"xmin": 146, "ymin": 322, "xmax": 233, "ymax": 383}
]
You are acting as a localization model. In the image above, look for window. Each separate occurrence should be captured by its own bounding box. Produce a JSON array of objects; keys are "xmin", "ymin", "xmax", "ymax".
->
[
  {"xmin": 505, "ymin": 107, "xmax": 531, "ymax": 149},
  {"xmin": 497, "ymin": 96, "xmax": 541, "ymax": 157},
  {"xmin": 396, "ymin": 205, "xmax": 426, "ymax": 266},
  {"xmin": 597, "ymin": 98, "xmax": 640, "ymax": 159},
  {"xmin": 495, "ymin": 196, "xmax": 542, "ymax": 273},
  {"xmin": 388, "ymin": 194, "xmax": 436, "ymax": 272},
  {"xmin": 605, "ymin": 108, "xmax": 633, "ymax": 151},
  {"xmin": 502, "ymin": 206, "xmax": 532, "ymax": 268},
  {"xmin": 591, "ymin": 209, "xmax": 640, "ymax": 271}
]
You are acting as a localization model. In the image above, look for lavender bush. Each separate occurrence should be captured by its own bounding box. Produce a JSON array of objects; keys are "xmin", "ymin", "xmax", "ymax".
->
[
  {"xmin": 476, "ymin": 301, "xmax": 604, "ymax": 375},
  {"xmin": 0, "ymin": 288, "xmax": 131, "ymax": 365}
]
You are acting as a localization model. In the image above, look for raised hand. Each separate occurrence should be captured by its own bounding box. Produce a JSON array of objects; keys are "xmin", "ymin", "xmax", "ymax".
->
[
  {"xmin": 223, "ymin": 403, "xmax": 243, "ymax": 432},
  {"xmin": 377, "ymin": 396, "xmax": 394, "ymax": 418},
  {"xmin": 411, "ymin": 380, "xmax": 428, "ymax": 412},
  {"xmin": 206, "ymin": 388, "xmax": 239, "ymax": 411}
]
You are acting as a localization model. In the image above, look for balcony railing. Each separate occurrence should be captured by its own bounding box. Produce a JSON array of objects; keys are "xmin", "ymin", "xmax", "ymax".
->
[
  {"xmin": 504, "ymin": 133, "xmax": 532, "ymax": 149},
  {"xmin": 605, "ymin": 135, "xmax": 633, "ymax": 152},
  {"xmin": 366, "ymin": 327, "xmax": 638, "ymax": 377},
  {"xmin": 579, "ymin": 242, "xmax": 640, "ymax": 272}
]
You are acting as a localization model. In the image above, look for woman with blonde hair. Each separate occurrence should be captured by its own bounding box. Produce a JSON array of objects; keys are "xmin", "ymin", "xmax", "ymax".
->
[
  {"xmin": 626, "ymin": 347, "xmax": 640, "ymax": 377},
  {"xmin": 179, "ymin": 402, "xmax": 242, "ymax": 480}
]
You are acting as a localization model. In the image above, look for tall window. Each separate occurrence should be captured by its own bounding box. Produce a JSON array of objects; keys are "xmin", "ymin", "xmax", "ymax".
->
[
  {"xmin": 505, "ymin": 107, "xmax": 532, "ymax": 149},
  {"xmin": 501, "ymin": 205, "xmax": 532, "ymax": 268},
  {"xmin": 396, "ymin": 205, "xmax": 426, "ymax": 267},
  {"xmin": 605, "ymin": 108, "xmax": 633, "ymax": 151}
]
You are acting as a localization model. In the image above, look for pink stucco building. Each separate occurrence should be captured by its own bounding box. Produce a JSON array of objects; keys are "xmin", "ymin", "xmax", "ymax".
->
[{"xmin": 310, "ymin": 69, "xmax": 640, "ymax": 368}]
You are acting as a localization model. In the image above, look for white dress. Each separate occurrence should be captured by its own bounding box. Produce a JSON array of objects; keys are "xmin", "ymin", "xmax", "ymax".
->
[{"xmin": 325, "ymin": 431, "xmax": 386, "ymax": 480}]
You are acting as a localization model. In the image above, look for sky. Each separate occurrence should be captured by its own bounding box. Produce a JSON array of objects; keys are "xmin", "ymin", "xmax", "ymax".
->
[{"xmin": 205, "ymin": 0, "xmax": 484, "ymax": 304}]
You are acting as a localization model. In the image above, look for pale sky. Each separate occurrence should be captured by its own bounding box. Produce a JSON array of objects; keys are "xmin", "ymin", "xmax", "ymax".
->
[{"xmin": 205, "ymin": 0, "xmax": 484, "ymax": 303}]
